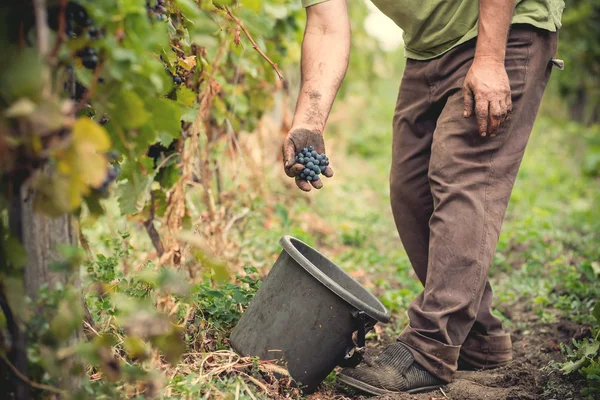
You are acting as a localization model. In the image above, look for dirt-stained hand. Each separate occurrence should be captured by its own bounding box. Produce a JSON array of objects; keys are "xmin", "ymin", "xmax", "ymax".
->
[
  {"xmin": 463, "ymin": 58, "xmax": 512, "ymax": 137},
  {"xmin": 282, "ymin": 128, "xmax": 334, "ymax": 192}
]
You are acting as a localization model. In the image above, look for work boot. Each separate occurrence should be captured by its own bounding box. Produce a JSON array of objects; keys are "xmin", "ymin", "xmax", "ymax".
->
[{"xmin": 338, "ymin": 343, "xmax": 445, "ymax": 395}]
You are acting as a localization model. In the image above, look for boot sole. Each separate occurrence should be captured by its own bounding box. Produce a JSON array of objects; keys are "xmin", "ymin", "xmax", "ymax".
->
[{"xmin": 338, "ymin": 374, "xmax": 443, "ymax": 395}]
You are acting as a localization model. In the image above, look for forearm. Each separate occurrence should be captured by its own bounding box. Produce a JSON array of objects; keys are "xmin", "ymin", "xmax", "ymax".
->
[
  {"xmin": 292, "ymin": 2, "xmax": 350, "ymax": 134},
  {"xmin": 475, "ymin": 0, "xmax": 516, "ymax": 63}
]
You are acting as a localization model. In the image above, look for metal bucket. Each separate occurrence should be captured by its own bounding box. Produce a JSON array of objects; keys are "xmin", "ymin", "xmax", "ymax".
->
[{"xmin": 230, "ymin": 236, "xmax": 390, "ymax": 393}]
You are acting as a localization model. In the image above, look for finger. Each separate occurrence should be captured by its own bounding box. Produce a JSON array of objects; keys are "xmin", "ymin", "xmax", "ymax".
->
[
  {"xmin": 295, "ymin": 178, "xmax": 312, "ymax": 192},
  {"xmin": 311, "ymin": 177, "xmax": 323, "ymax": 189},
  {"xmin": 475, "ymin": 100, "xmax": 489, "ymax": 136},
  {"xmin": 488, "ymin": 101, "xmax": 504, "ymax": 137},
  {"xmin": 506, "ymin": 93, "xmax": 513, "ymax": 114},
  {"xmin": 463, "ymin": 86, "xmax": 474, "ymax": 118},
  {"xmin": 322, "ymin": 166, "xmax": 334, "ymax": 178},
  {"xmin": 285, "ymin": 163, "xmax": 305, "ymax": 178},
  {"xmin": 282, "ymin": 139, "xmax": 296, "ymax": 169}
]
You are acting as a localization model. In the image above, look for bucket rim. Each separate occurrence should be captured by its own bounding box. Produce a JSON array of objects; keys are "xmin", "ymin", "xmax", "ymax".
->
[{"xmin": 279, "ymin": 235, "xmax": 390, "ymax": 323}]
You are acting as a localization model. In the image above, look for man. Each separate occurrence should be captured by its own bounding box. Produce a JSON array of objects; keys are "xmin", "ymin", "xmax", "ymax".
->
[{"xmin": 282, "ymin": 0, "xmax": 564, "ymax": 395}]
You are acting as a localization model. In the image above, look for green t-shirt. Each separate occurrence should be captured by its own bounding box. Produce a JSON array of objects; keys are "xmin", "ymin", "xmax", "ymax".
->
[{"xmin": 301, "ymin": 0, "xmax": 564, "ymax": 60}]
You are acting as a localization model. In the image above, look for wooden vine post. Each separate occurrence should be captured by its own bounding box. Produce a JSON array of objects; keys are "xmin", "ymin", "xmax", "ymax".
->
[{"xmin": 2, "ymin": 1, "xmax": 81, "ymax": 396}]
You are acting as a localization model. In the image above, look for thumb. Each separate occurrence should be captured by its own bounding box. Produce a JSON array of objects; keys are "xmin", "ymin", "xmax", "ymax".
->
[
  {"xmin": 463, "ymin": 85, "xmax": 474, "ymax": 118},
  {"xmin": 282, "ymin": 138, "xmax": 296, "ymax": 169}
]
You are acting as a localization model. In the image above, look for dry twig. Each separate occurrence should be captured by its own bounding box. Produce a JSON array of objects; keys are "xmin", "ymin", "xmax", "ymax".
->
[{"xmin": 224, "ymin": 5, "xmax": 284, "ymax": 80}]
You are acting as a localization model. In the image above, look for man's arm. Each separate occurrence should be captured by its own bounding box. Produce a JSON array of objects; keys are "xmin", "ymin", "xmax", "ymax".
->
[
  {"xmin": 282, "ymin": 0, "xmax": 350, "ymax": 192},
  {"xmin": 463, "ymin": 0, "xmax": 516, "ymax": 137}
]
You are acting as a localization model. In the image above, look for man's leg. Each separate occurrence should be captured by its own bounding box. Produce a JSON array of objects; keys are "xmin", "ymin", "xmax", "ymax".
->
[
  {"xmin": 398, "ymin": 25, "xmax": 558, "ymax": 382},
  {"xmin": 390, "ymin": 63, "xmax": 512, "ymax": 374},
  {"xmin": 338, "ymin": 58, "xmax": 448, "ymax": 396}
]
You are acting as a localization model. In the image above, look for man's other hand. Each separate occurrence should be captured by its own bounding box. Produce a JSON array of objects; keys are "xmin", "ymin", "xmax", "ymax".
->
[
  {"xmin": 463, "ymin": 58, "xmax": 512, "ymax": 137},
  {"xmin": 282, "ymin": 128, "xmax": 334, "ymax": 192}
]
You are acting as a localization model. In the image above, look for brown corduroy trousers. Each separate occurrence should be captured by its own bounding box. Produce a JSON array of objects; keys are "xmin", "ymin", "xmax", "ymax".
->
[{"xmin": 390, "ymin": 25, "xmax": 558, "ymax": 382}]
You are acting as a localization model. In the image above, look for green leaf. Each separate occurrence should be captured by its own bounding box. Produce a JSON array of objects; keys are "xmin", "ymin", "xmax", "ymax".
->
[
  {"xmin": 582, "ymin": 340, "xmax": 600, "ymax": 357},
  {"xmin": 152, "ymin": 328, "xmax": 185, "ymax": 364},
  {"xmin": 0, "ymin": 48, "xmax": 45, "ymax": 102},
  {"xmin": 147, "ymin": 97, "xmax": 181, "ymax": 142},
  {"xmin": 561, "ymin": 357, "xmax": 587, "ymax": 374},
  {"xmin": 180, "ymin": 106, "xmax": 198, "ymax": 123},
  {"xmin": 592, "ymin": 302, "xmax": 600, "ymax": 324},
  {"xmin": 242, "ymin": 0, "xmax": 262, "ymax": 11},
  {"xmin": 2, "ymin": 235, "xmax": 27, "ymax": 269},
  {"xmin": 176, "ymin": 86, "xmax": 197, "ymax": 108},
  {"xmin": 110, "ymin": 90, "xmax": 150, "ymax": 129},
  {"xmin": 50, "ymin": 290, "xmax": 84, "ymax": 342},
  {"xmin": 123, "ymin": 336, "xmax": 148, "ymax": 361},
  {"xmin": 1, "ymin": 277, "xmax": 30, "ymax": 323},
  {"xmin": 176, "ymin": 0, "xmax": 202, "ymax": 18}
]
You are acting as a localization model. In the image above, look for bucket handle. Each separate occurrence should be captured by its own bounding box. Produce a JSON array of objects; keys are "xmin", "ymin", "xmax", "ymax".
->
[{"xmin": 338, "ymin": 310, "xmax": 375, "ymax": 368}]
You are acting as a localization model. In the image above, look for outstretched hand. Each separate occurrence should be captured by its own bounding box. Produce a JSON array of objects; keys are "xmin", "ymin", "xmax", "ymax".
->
[
  {"xmin": 282, "ymin": 128, "xmax": 334, "ymax": 192},
  {"xmin": 463, "ymin": 58, "xmax": 512, "ymax": 137}
]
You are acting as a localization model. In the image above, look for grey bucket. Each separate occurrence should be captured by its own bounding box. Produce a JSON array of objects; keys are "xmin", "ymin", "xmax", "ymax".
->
[{"xmin": 230, "ymin": 236, "xmax": 390, "ymax": 393}]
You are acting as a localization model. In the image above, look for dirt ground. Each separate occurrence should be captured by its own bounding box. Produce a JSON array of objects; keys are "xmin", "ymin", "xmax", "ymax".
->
[{"xmin": 310, "ymin": 313, "xmax": 592, "ymax": 400}]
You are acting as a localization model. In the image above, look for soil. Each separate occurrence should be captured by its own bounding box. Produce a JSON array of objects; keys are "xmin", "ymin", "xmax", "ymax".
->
[{"xmin": 311, "ymin": 313, "xmax": 592, "ymax": 400}]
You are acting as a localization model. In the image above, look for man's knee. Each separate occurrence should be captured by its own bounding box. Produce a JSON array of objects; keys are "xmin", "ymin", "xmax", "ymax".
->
[{"xmin": 390, "ymin": 174, "xmax": 427, "ymax": 215}]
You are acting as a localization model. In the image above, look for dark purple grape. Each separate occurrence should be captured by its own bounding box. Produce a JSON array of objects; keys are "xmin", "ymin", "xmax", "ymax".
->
[
  {"xmin": 88, "ymin": 27, "xmax": 101, "ymax": 39},
  {"xmin": 82, "ymin": 55, "xmax": 98, "ymax": 69}
]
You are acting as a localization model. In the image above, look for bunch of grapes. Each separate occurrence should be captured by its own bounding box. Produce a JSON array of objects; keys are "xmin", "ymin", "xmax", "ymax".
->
[
  {"xmin": 165, "ymin": 67, "xmax": 182, "ymax": 85},
  {"xmin": 48, "ymin": 2, "xmax": 93, "ymax": 38},
  {"xmin": 147, "ymin": 0, "xmax": 168, "ymax": 21},
  {"xmin": 295, "ymin": 146, "xmax": 329, "ymax": 182},
  {"xmin": 77, "ymin": 47, "xmax": 98, "ymax": 70}
]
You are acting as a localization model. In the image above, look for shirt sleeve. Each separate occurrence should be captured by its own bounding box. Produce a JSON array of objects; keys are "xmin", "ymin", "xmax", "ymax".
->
[{"xmin": 302, "ymin": 0, "xmax": 331, "ymax": 7}]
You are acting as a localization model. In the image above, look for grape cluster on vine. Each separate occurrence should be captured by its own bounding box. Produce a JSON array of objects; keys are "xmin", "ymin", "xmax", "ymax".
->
[
  {"xmin": 48, "ymin": 2, "xmax": 93, "ymax": 38},
  {"xmin": 147, "ymin": 0, "xmax": 168, "ymax": 21},
  {"xmin": 295, "ymin": 146, "xmax": 329, "ymax": 182},
  {"xmin": 77, "ymin": 47, "xmax": 98, "ymax": 70}
]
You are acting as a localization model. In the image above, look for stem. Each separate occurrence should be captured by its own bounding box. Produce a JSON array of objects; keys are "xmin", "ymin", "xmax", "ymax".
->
[
  {"xmin": 144, "ymin": 191, "xmax": 165, "ymax": 257},
  {"xmin": 33, "ymin": 0, "xmax": 49, "ymax": 56},
  {"xmin": 33, "ymin": 0, "xmax": 51, "ymax": 98},
  {"xmin": 224, "ymin": 6, "xmax": 284, "ymax": 80},
  {"xmin": 49, "ymin": 0, "xmax": 68, "ymax": 60},
  {"xmin": 76, "ymin": 62, "xmax": 104, "ymax": 111},
  {"xmin": 0, "ymin": 352, "xmax": 66, "ymax": 396}
]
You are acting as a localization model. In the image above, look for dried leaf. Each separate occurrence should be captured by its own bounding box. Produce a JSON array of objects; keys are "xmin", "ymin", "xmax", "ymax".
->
[{"xmin": 4, "ymin": 98, "xmax": 36, "ymax": 118}]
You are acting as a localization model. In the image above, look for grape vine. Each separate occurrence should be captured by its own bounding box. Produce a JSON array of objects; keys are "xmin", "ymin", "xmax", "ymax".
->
[{"xmin": 0, "ymin": 0, "xmax": 303, "ymax": 397}]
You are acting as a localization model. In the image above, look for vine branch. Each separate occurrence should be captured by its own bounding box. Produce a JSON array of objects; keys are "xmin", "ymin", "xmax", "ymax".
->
[
  {"xmin": 224, "ymin": 6, "xmax": 284, "ymax": 81},
  {"xmin": 49, "ymin": 0, "xmax": 68, "ymax": 60},
  {"xmin": 33, "ymin": 0, "xmax": 51, "ymax": 98},
  {"xmin": 0, "ymin": 352, "xmax": 66, "ymax": 396},
  {"xmin": 33, "ymin": 0, "xmax": 49, "ymax": 57}
]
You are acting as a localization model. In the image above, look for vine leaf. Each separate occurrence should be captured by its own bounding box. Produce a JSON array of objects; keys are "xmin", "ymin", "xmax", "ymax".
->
[
  {"xmin": 36, "ymin": 118, "xmax": 110, "ymax": 215},
  {"xmin": 70, "ymin": 118, "xmax": 111, "ymax": 188}
]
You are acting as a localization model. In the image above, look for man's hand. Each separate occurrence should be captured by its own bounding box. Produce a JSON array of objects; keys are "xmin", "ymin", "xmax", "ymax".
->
[
  {"xmin": 282, "ymin": 128, "xmax": 334, "ymax": 192},
  {"xmin": 463, "ymin": 58, "xmax": 512, "ymax": 137}
]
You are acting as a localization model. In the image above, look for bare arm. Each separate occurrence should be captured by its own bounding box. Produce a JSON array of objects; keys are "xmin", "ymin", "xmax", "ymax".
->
[
  {"xmin": 293, "ymin": 0, "xmax": 350, "ymax": 133},
  {"xmin": 463, "ymin": 0, "xmax": 516, "ymax": 137},
  {"xmin": 282, "ymin": 0, "xmax": 350, "ymax": 192}
]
